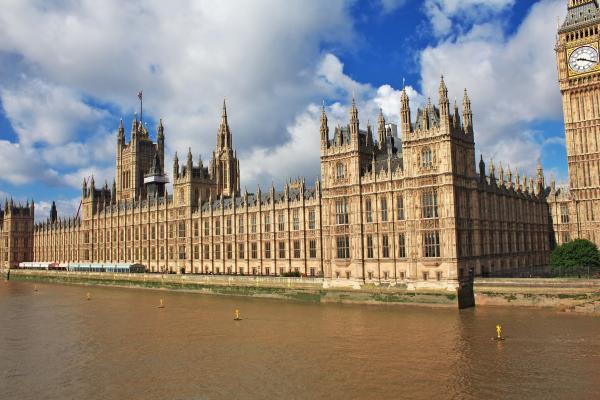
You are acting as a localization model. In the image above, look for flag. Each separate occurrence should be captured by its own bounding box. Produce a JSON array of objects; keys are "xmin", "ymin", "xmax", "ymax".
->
[{"xmin": 138, "ymin": 90, "xmax": 143, "ymax": 101}]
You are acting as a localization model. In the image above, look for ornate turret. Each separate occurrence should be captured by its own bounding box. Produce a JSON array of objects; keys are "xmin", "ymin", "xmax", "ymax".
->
[
  {"xmin": 377, "ymin": 108, "xmax": 386, "ymax": 149},
  {"xmin": 82, "ymin": 177, "xmax": 88, "ymax": 198},
  {"xmin": 173, "ymin": 152, "xmax": 179, "ymax": 180},
  {"xmin": 118, "ymin": 118, "xmax": 125, "ymax": 145},
  {"xmin": 452, "ymin": 99, "xmax": 461, "ymax": 129},
  {"xmin": 422, "ymin": 98, "xmax": 431, "ymax": 130},
  {"xmin": 211, "ymin": 100, "xmax": 240, "ymax": 198},
  {"xmin": 49, "ymin": 201, "xmax": 57, "ymax": 223},
  {"xmin": 320, "ymin": 102, "xmax": 329, "ymax": 147},
  {"xmin": 400, "ymin": 84, "xmax": 412, "ymax": 135},
  {"xmin": 536, "ymin": 159, "xmax": 545, "ymax": 196},
  {"xmin": 349, "ymin": 97, "xmax": 359, "ymax": 141},
  {"xmin": 217, "ymin": 99, "xmax": 231, "ymax": 150},
  {"xmin": 186, "ymin": 147, "xmax": 193, "ymax": 173},
  {"xmin": 479, "ymin": 155, "xmax": 486, "ymax": 182},
  {"xmin": 438, "ymin": 75, "xmax": 449, "ymax": 126},
  {"xmin": 366, "ymin": 120, "xmax": 374, "ymax": 148},
  {"xmin": 131, "ymin": 113, "xmax": 139, "ymax": 141},
  {"xmin": 157, "ymin": 118, "xmax": 165, "ymax": 161},
  {"xmin": 462, "ymin": 89, "xmax": 473, "ymax": 134}
]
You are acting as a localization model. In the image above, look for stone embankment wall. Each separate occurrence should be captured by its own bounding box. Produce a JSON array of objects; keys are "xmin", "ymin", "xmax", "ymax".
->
[
  {"xmin": 4, "ymin": 270, "xmax": 459, "ymax": 307},
  {"xmin": 475, "ymin": 278, "xmax": 600, "ymax": 312},
  {"xmin": 4, "ymin": 270, "xmax": 599, "ymax": 312}
]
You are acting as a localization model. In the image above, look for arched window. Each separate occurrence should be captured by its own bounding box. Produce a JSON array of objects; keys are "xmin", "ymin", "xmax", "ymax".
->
[
  {"xmin": 179, "ymin": 189, "xmax": 185, "ymax": 205},
  {"xmin": 336, "ymin": 163, "xmax": 345, "ymax": 179},
  {"xmin": 422, "ymin": 148, "xmax": 433, "ymax": 168}
]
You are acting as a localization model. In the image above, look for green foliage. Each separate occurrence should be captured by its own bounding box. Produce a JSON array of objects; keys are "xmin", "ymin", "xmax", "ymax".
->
[{"xmin": 550, "ymin": 239, "xmax": 600, "ymax": 277}]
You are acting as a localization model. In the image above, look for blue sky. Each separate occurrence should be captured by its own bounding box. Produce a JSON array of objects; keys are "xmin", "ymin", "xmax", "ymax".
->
[{"xmin": 0, "ymin": 0, "xmax": 568, "ymax": 220}]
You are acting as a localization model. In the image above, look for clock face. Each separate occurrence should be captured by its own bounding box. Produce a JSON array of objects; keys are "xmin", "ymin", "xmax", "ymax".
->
[{"xmin": 569, "ymin": 46, "xmax": 599, "ymax": 73}]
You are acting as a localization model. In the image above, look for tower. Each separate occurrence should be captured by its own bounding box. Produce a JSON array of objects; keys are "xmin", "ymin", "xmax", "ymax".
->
[
  {"xmin": 0, "ymin": 200, "xmax": 34, "ymax": 269},
  {"xmin": 555, "ymin": 0, "xmax": 600, "ymax": 245},
  {"xmin": 115, "ymin": 111, "xmax": 164, "ymax": 202},
  {"xmin": 319, "ymin": 98, "xmax": 375, "ymax": 280},
  {"xmin": 210, "ymin": 100, "xmax": 240, "ymax": 198}
]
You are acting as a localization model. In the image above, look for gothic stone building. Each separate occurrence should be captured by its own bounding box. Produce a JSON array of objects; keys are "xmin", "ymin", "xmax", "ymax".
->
[
  {"xmin": 0, "ymin": 200, "xmax": 34, "ymax": 269},
  {"xmin": 6, "ymin": 1, "xmax": 600, "ymax": 284},
  {"xmin": 7, "ymin": 76, "xmax": 551, "ymax": 288},
  {"xmin": 548, "ymin": 0, "xmax": 600, "ymax": 247}
]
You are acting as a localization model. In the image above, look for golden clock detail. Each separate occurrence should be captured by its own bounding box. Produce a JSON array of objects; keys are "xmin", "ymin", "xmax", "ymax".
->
[{"xmin": 568, "ymin": 45, "xmax": 599, "ymax": 73}]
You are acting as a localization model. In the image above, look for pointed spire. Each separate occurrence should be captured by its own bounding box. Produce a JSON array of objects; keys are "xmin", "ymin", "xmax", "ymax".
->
[
  {"xmin": 350, "ymin": 96, "xmax": 358, "ymax": 123},
  {"xmin": 438, "ymin": 75, "xmax": 448, "ymax": 101},
  {"xmin": 462, "ymin": 88, "xmax": 473, "ymax": 134},
  {"xmin": 157, "ymin": 118, "xmax": 164, "ymax": 140},
  {"xmin": 536, "ymin": 159, "xmax": 545, "ymax": 196},
  {"xmin": 349, "ymin": 96, "xmax": 359, "ymax": 141},
  {"xmin": 320, "ymin": 101, "xmax": 329, "ymax": 146},
  {"xmin": 366, "ymin": 118, "xmax": 374, "ymax": 147},
  {"xmin": 173, "ymin": 151, "xmax": 179, "ymax": 179},
  {"xmin": 400, "ymin": 84, "xmax": 411, "ymax": 135},
  {"xmin": 118, "ymin": 118, "xmax": 125, "ymax": 144},
  {"xmin": 218, "ymin": 98, "xmax": 232, "ymax": 149},
  {"xmin": 377, "ymin": 108, "xmax": 386, "ymax": 148},
  {"xmin": 479, "ymin": 155, "xmax": 486, "ymax": 182},
  {"xmin": 131, "ymin": 113, "xmax": 139, "ymax": 139}
]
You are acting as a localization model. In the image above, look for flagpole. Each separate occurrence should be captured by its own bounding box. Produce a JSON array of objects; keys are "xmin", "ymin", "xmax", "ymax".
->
[{"xmin": 140, "ymin": 91, "xmax": 143, "ymax": 125}]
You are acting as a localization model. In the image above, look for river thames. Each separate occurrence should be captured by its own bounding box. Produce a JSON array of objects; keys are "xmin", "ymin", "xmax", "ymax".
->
[{"xmin": 1, "ymin": 281, "xmax": 599, "ymax": 400}]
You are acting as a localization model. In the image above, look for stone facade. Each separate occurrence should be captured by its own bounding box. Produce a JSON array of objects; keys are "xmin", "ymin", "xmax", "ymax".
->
[
  {"xmin": 0, "ymin": 200, "xmax": 34, "ymax": 268},
  {"xmin": 19, "ymin": 77, "xmax": 552, "ymax": 288},
  {"xmin": 549, "ymin": 0, "xmax": 600, "ymax": 247}
]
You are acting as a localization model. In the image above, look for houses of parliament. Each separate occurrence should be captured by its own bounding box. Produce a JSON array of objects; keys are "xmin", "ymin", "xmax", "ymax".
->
[{"xmin": 1, "ymin": 0, "xmax": 598, "ymax": 287}]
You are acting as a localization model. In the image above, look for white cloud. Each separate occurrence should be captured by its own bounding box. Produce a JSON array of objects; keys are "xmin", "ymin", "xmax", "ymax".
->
[
  {"xmin": 63, "ymin": 166, "xmax": 116, "ymax": 191},
  {"xmin": 1, "ymin": 78, "xmax": 108, "ymax": 146},
  {"xmin": 0, "ymin": 140, "xmax": 60, "ymax": 185},
  {"xmin": 379, "ymin": 0, "xmax": 408, "ymax": 14},
  {"xmin": 419, "ymin": 0, "xmax": 566, "ymax": 173},
  {"xmin": 0, "ymin": 0, "xmax": 358, "ymax": 190},
  {"xmin": 424, "ymin": 0, "xmax": 515, "ymax": 37},
  {"xmin": 0, "ymin": 0, "xmax": 354, "ymax": 151}
]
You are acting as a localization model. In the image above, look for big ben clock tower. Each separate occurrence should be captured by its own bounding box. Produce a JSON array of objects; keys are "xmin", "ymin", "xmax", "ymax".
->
[{"xmin": 553, "ymin": 0, "xmax": 600, "ymax": 246}]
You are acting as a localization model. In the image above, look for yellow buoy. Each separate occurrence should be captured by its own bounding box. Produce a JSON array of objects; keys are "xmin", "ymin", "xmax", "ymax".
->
[
  {"xmin": 86, "ymin": 292, "xmax": 91, "ymax": 301},
  {"xmin": 494, "ymin": 324, "xmax": 505, "ymax": 341},
  {"xmin": 234, "ymin": 308, "xmax": 242, "ymax": 321},
  {"xmin": 158, "ymin": 298, "xmax": 165, "ymax": 309},
  {"xmin": 34, "ymin": 285, "xmax": 38, "ymax": 292}
]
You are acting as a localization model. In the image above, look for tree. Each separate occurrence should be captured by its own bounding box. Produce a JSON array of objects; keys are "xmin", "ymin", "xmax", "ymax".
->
[{"xmin": 550, "ymin": 239, "xmax": 600, "ymax": 277}]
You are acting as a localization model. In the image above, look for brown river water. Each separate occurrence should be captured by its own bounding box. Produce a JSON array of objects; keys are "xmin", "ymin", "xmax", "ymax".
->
[{"xmin": 1, "ymin": 281, "xmax": 599, "ymax": 400}]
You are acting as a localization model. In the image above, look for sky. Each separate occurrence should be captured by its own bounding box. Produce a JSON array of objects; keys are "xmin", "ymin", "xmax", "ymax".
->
[{"xmin": 0, "ymin": 0, "xmax": 569, "ymax": 221}]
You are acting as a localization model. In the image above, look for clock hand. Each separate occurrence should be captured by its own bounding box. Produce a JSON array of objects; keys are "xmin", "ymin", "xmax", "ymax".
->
[{"xmin": 577, "ymin": 58, "xmax": 596, "ymax": 63}]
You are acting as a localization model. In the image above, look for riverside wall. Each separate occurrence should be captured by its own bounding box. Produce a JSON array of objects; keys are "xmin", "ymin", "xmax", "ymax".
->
[
  {"xmin": 3, "ymin": 269, "xmax": 600, "ymax": 311},
  {"xmin": 2, "ymin": 269, "xmax": 459, "ymax": 307}
]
